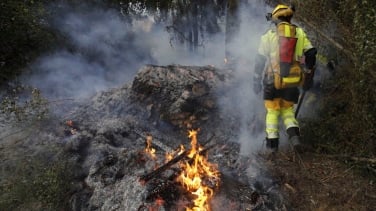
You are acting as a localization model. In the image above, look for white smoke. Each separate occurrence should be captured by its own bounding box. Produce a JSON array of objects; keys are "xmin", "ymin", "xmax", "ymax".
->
[
  {"xmin": 24, "ymin": 6, "xmax": 158, "ymax": 99},
  {"xmin": 22, "ymin": 1, "xmax": 273, "ymax": 155},
  {"xmin": 217, "ymin": 1, "xmax": 272, "ymax": 155}
]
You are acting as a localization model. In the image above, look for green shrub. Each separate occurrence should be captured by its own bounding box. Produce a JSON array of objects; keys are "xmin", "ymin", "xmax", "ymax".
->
[
  {"xmin": 296, "ymin": 0, "xmax": 376, "ymax": 176},
  {"xmin": 0, "ymin": 153, "xmax": 74, "ymax": 210},
  {"xmin": 0, "ymin": 86, "xmax": 49, "ymax": 124},
  {"xmin": 0, "ymin": 0, "xmax": 58, "ymax": 86}
]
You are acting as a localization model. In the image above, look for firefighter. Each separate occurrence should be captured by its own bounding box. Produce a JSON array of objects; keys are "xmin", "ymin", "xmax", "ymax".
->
[{"xmin": 253, "ymin": 4, "xmax": 317, "ymax": 152}]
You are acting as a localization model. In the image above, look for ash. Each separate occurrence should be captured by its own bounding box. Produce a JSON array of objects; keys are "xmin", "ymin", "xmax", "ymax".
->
[{"xmin": 0, "ymin": 65, "xmax": 289, "ymax": 210}]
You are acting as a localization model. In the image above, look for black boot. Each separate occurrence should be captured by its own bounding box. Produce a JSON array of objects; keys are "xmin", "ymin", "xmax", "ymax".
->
[
  {"xmin": 286, "ymin": 127, "xmax": 300, "ymax": 138},
  {"xmin": 286, "ymin": 127, "xmax": 304, "ymax": 152},
  {"xmin": 266, "ymin": 138, "xmax": 279, "ymax": 152}
]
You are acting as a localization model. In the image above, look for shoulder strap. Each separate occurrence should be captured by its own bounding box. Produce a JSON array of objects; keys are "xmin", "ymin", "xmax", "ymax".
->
[{"xmin": 276, "ymin": 22, "xmax": 296, "ymax": 37}]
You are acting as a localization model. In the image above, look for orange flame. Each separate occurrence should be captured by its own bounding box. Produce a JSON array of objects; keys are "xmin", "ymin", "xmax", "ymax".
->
[
  {"xmin": 145, "ymin": 135, "xmax": 156, "ymax": 159},
  {"xmin": 66, "ymin": 120, "xmax": 74, "ymax": 127},
  {"xmin": 165, "ymin": 152, "xmax": 173, "ymax": 162},
  {"xmin": 155, "ymin": 197, "xmax": 165, "ymax": 206},
  {"xmin": 165, "ymin": 143, "xmax": 185, "ymax": 163},
  {"xmin": 177, "ymin": 129, "xmax": 220, "ymax": 211}
]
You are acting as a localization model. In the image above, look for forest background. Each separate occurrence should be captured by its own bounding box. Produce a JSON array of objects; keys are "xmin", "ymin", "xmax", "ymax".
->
[{"xmin": 0, "ymin": 0, "xmax": 375, "ymax": 210}]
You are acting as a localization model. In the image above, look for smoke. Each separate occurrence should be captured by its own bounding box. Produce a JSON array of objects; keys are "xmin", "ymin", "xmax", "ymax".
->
[
  {"xmin": 23, "ymin": 3, "xmax": 226, "ymax": 99},
  {"xmin": 21, "ymin": 1, "xmax": 272, "ymax": 154},
  {"xmin": 217, "ymin": 1, "xmax": 272, "ymax": 156},
  {"xmin": 24, "ymin": 6, "xmax": 155, "ymax": 99}
]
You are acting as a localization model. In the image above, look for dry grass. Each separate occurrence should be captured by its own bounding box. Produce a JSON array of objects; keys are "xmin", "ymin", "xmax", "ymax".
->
[{"xmin": 265, "ymin": 151, "xmax": 376, "ymax": 211}]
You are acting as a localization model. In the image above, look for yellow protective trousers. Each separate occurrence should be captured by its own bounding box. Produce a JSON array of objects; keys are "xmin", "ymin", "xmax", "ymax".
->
[{"xmin": 264, "ymin": 98, "xmax": 299, "ymax": 139}]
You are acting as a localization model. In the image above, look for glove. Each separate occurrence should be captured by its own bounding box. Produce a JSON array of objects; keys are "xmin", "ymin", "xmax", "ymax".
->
[
  {"xmin": 253, "ymin": 76, "xmax": 262, "ymax": 94},
  {"xmin": 303, "ymin": 71, "xmax": 314, "ymax": 91},
  {"xmin": 263, "ymin": 83, "xmax": 274, "ymax": 99}
]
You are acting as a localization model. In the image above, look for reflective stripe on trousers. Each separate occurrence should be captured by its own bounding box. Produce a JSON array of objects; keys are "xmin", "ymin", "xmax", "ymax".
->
[
  {"xmin": 266, "ymin": 109, "xmax": 280, "ymax": 138},
  {"xmin": 265, "ymin": 98, "xmax": 299, "ymax": 139}
]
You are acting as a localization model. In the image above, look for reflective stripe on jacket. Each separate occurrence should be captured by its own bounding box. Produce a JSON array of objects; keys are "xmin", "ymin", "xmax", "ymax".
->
[
  {"xmin": 258, "ymin": 23, "xmax": 313, "ymax": 64},
  {"xmin": 257, "ymin": 22, "xmax": 313, "ymax": 102}
]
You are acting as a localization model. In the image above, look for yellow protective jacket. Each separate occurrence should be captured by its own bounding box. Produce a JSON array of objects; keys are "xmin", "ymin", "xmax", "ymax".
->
[
  {"xmin": 255, "ymin": 22, "xmax": 314, "ymax": 103},
  {"xmin": 258, "ymin": 23, "xmax": 313, "ymax": 65}
]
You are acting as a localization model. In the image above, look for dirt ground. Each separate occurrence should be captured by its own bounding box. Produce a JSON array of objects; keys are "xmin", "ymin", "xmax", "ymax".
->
[{"xmin": 262, "ymin": 150, "xmax": 376, "ymax": 211}]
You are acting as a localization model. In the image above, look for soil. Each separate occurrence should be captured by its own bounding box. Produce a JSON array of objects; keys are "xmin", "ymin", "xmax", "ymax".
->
[{"xmin": 263, "ymin": 150, "xmax": 376, "ymax": 211}]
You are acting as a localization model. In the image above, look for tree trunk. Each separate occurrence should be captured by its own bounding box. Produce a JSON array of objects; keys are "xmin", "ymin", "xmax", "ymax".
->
[
  {"xmin": 192, "ymin": 2, "xmax": 199, "ymax": 52},
  {"xmin": 225, "ymin": 0, "xmax": 240, "ymax": 62}
]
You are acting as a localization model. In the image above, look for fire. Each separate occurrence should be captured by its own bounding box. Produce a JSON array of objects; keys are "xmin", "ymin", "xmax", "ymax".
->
[
  {"xmin": 66, "ymin": 120, "xmax": 74, "ymax": 127},
  {"xmin": 65, "ymin": 120, "xmax": 77, "ymax": 134},
  {"xmin": 141, "ymin": 130, "xmax": 219, "ymax": 210},
  {"xmin": 155, "ymin": 197, "xmax": 165, "ymax": 206},
  {"xmin": 177, "ymin": 129, "xmax": 220, "ymax": 211},
  {"xmin": 165, "ymin": 152, "xmax": 173, "ymax": 162},
  {"xmin": 145, "ymin": 135, "xmax": 156, "ymax": 159}
]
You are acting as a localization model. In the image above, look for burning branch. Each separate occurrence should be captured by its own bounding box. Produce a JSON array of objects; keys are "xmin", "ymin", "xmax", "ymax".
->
[
  {"xmin": 139, "ymin": 144, "xmax": 216, "ymax": 184},
  {"xmin": 139, "ymin": 129, "xmax": 219, "ymax": 211},
  {"xmin": 140, "ymin": 149, "xmax": 189, "ymax": 184}
]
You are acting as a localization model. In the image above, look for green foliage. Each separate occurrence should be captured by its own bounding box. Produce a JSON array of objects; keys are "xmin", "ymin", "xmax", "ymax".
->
[
  {"xmin": 298, "ymin": 0, "xmax": 376, "ymax": 171},
  {"xmin": 0, "ymin": 86, "xmax": 49, "ymax": 123},
  {"xmin": 0, "ymin": 152, "xmax": 74, "ymax": 210},
  {"xmin": 0, "ymin": 0, "xmax": 57, "ymax": 86}
]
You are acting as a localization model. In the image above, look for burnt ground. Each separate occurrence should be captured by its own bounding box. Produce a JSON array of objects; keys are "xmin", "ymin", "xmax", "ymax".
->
[{"xmin": 262, "ymin": 150, "xmax": 376, "ymax": 211}]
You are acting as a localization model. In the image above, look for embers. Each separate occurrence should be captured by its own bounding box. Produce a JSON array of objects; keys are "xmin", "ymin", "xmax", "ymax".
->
[
  {"xmin": 64, "ymin": 120, "xmax": 79, "ymax": 135},
  {"xmin": 142, "ymin": 177, "xmax": 182, "ymax": 210}
]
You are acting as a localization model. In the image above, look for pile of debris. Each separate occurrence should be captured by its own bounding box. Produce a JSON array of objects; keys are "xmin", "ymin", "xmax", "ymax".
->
[{"xmin": 2, "ymin": 64, "xmax": 290, "ymax": 210}]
